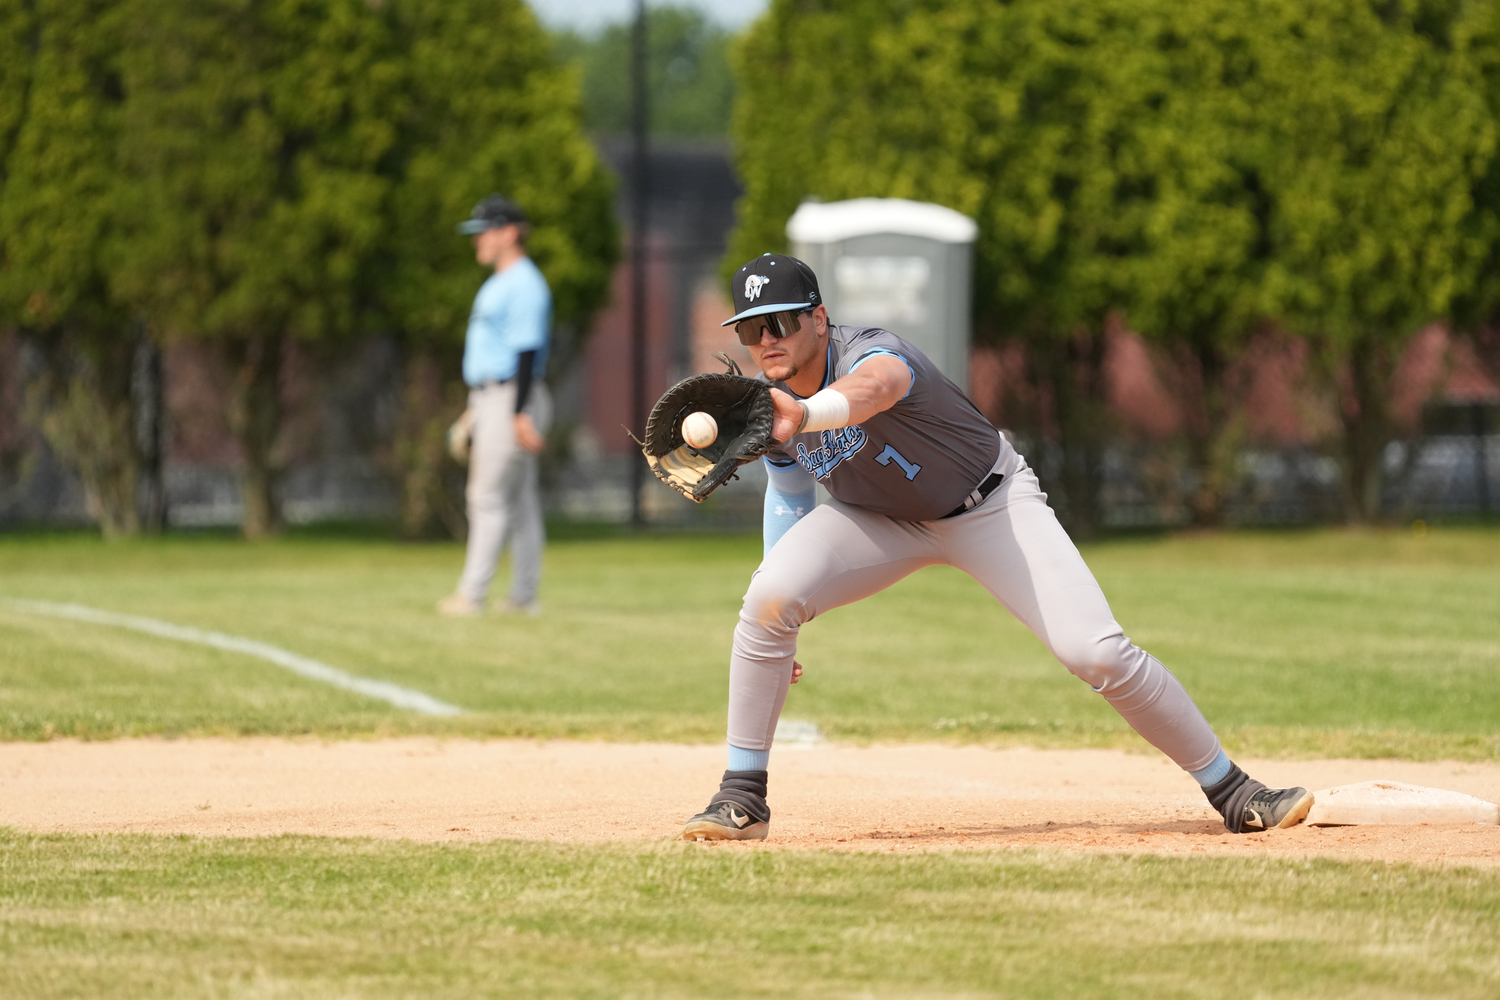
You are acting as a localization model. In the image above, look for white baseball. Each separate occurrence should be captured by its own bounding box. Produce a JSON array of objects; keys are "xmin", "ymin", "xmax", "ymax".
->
[{"xmin": 682, "ymin": 411, "xmax": 718, "ymax": 449}]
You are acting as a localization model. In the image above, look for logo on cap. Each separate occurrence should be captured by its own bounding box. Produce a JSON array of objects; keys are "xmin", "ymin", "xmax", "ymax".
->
[{"xmin": 745, "ymin": 274, "xmax": 770, "ymax": 301}]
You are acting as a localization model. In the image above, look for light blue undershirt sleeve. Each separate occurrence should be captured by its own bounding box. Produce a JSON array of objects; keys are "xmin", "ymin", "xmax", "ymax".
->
[{"xmin": 762, "ymin": 458, "xmax": 816, "ymax": 557}]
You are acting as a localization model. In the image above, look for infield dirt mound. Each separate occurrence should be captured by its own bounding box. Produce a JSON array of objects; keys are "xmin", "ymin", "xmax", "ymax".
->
[{"xmin": 2, "ymin": 738, "xmax": 1497, "ymax": 867}]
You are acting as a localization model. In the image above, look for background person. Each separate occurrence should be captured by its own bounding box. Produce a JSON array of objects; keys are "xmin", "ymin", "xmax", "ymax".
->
[{"xmin": 437, "ymin": 195, "xmax": 552, "ymax": 618}]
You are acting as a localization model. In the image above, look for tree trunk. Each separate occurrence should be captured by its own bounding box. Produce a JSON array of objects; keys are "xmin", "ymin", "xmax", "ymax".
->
[
  {"xmin": 1165, "ymin": 338, "xmax": 1245, "ymax": 527},
  {"xmin": 1034, "ymin": 328, "xmax": 1109, "ymax": 539},
  {"xmin": 29, "ymin": 329, "xmax": 143, "ymax": 538},
  {"xmin": 1335, "ymin": 335, "xmax": 1398, "ymax": 524},
  {"xmin": 225, "ymin": 334, "xmax": 285, "ymax": 539},
  {"xmin": 390, "ymin": 346, "xmax": 467, "ymax": 540}
]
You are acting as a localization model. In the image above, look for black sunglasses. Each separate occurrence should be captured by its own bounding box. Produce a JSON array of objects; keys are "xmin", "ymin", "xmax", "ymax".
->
[{"xmin": 734, "ymin": 309, "xmax": 811, "ymax": 346}]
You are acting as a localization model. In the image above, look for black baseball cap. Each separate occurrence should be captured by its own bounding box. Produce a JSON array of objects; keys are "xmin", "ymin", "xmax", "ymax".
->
[
  {"xmin": 721, "ymin": 253, "xmax": 822, "ymax": 326},
  {"xmin": 456, "ymin": 194, "xmax": 527, "ymax": 235}
]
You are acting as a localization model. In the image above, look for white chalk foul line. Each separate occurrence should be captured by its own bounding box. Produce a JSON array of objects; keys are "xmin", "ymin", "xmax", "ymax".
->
[{"xmin": 1, "ymin": 598, "xmax": 463, "ymax": 717}]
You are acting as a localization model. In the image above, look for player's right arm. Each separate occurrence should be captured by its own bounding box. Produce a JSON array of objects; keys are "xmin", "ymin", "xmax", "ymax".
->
[
  {"xmin": 762, "ymin": 458, "xmax": 815, "ymax": 557},
  {"xmin": 768, "ymin": 354, "xmax": 912, "ymax": 440},
  {"xmin": 827, "ymin": 353, "xmax": 912, "ymax": 420}
]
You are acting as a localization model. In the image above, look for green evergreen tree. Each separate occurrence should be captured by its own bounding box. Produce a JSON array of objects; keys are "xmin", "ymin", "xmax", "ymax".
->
[
  {"xmin": 0, "ymin": 0, "xmax": 29, "ymax": 491},
  {"xmin": 1446, "ymin": 0, "xmax": 1500, "ymax": 386},
  {"xmin": 729, "ymin": 0, "xmax": 1496, "ymax": 528},
  {"xmin": 729, "ymin": 0, "xmax": 1231, "ymax": 533},
  {"xmin": 966, "ymin": 0, "xmax": 1200, "ymax": 534},
  {"xmin": 1246, "ymin": 0, "xmax": 1493, "ymax": 522},
  {"xmin": 114, "ymin": 0, "xmax": 402, "ymax": 538},
  {"xmin": 1119, "ymin": 3, "xmax": 1281, "ymax": 526},
  {"xmin": 0, "ymin": 0, "xmax": 146, "ymax": 537},
  {"xmin": 379, "ymin": 0, "xmax": 618, "ymax": 537},
  {"xmin": 0, "ymin": 0, "xmax": 30, "ymax": 166}
]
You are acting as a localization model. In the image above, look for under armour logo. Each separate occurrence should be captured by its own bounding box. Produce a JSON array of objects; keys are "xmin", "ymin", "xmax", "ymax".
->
[
  {"xmin": 745, "ymin": 274, "xmax": 770, "ymax": 300},
  {"xmin": 729, "ymin": 808, "xmax": 750, "ymax": 828},
  {"xmin": 773, "ymin": 505, "xmax": 807, "ymax": 518}
]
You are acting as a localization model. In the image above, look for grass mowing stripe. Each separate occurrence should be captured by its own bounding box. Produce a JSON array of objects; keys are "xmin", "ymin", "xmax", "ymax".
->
[{"xmin": 0, "ymin": 598, "xmax": 463, "ymax": 717}]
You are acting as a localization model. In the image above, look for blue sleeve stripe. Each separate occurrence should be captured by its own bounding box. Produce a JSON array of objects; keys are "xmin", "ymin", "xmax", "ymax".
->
[
  {"xmin": 850, "ymin": 349, "xmax": 915, "ymax": 400},
  {"xmin": 764, "ymin": 456, "xmax": 798, "ymax": 468}
]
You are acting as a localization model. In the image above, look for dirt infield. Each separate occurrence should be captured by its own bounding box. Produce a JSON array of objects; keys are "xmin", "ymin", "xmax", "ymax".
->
[{"xmin": 2, "ymin": 738, "xmax": 1497, "ymax": 867}]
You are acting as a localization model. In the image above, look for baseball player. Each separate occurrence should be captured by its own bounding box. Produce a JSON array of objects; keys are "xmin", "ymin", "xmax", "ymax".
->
[
  {"xmin": 437, "ymin": 195, "xmax": 552, "ymax": 618},
  {"xmin": 680, "ymin": 253, "xmax": 1313, "ymax": 840}
]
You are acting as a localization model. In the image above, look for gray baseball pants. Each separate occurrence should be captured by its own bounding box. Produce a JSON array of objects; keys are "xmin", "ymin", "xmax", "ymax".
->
[
  {"xmin": 727, "ymin": 463, "xmax": 1223, "ymax": 773},
  {"xmin": 456, "ymin": 380, "xmax": 549, "ymax": 606}
]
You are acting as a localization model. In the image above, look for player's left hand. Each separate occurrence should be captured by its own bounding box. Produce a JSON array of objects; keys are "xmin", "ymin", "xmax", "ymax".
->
[
  {"xmin": 636, "ymin": 359, "xmax": 777, "ymax": 503},
  {"xmin": 768, "ymin": 387, "xmax": 806, "ymax": 442},
  {"xmin": 790, "ymin": 659, "xmax": 804, "ymax": 684},
  {"xmin": 515, "ymin": 413, "xmax": 545, "ymax": 454}
]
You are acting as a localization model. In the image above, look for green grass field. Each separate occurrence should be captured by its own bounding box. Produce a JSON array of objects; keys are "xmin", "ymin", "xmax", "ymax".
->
[
  {"xmin": 3, "ymin": 831, "xmax": 1499, "ymax": 1000},
  {"xmin": 3, "ymin": 526, "xmax": 1500, "ymax": 997},
  {"xmin": 2, "ymin": 526, "xmax": 1498, "ymax": 758}
]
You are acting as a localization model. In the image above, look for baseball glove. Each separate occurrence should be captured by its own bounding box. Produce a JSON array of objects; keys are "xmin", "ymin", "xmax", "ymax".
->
[
  {"xmin": 636, "ymin": 354, "xmax": 777, "ymax": 503},
  {"xmin": 447, "ymin": 407, "xmax": 475, "ymax": 466}
]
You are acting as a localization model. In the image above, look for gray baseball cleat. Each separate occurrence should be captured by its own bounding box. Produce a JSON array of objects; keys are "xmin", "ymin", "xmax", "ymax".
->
[
  {"xmin": 679, "ymin": 769, "xmax": 770, "ymax": 841},
  {"xmin": 681, "ymin": 800, "xmax": 769, "ymax": 841},
  {"xmin": 1203, "ymin": 762, "xmax": 1315, "ymax": 833},
  {"xmin": 1241, "ymin": 785, "xmax": 1315, "ymax": 831}
]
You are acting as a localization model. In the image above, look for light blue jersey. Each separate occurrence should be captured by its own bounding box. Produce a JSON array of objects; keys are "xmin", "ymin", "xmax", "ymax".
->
[{"xmin": 462, "ymin": 256, "xmax": 552, "ymax": 387}]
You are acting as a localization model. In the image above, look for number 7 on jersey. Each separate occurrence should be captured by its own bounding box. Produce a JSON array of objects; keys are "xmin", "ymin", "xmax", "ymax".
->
[{"xmin": 875, "ymin": 444, "xmax": 921, "ymax": 481}]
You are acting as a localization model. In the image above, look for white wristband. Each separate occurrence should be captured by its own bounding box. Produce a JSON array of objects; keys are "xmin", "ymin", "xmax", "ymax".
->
[{"xmin": 796, "ymin": 388, "xmax": 851, "ymax": 434}]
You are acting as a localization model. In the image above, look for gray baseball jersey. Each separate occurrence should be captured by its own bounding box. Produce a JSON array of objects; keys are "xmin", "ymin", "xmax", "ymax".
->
[{"xmin": 762, "ymin": 325, "xmax": 1018, "ymax": 521}]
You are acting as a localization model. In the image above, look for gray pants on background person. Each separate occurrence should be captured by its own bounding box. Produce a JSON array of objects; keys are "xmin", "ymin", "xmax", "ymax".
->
[{"xmin": 456, "ymin": 380, "xmax": 551, "ymax": 610}]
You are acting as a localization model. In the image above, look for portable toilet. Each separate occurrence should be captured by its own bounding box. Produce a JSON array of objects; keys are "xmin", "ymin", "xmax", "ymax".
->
[{"xmin": 787, "ymin": 198, "xmax": 978, "ymax": 390}]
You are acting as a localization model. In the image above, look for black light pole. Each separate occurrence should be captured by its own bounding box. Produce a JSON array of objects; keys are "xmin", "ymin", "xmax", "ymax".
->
[
  {"xmin": 629, "ymin": 0, "xmax": 649, "ymax": 527},
  {"xmin": 1474, "ymin": 401, "xmax": 1492, "ymax": 518}
]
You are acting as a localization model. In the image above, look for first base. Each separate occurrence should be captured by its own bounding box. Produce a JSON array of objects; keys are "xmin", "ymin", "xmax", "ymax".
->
[{"xmin": 1305, "ymin": 781, "xmax": 1499, "ymax": 826}]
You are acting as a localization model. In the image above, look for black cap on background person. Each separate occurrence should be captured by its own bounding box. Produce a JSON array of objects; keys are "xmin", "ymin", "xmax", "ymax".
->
[
  {"xmin": 723, "ymin": 253, "xmax": 822, "ymax": 325},
  {"xmin": 456, "ymin": 194, "xmax": 528, "ymax": 234}
]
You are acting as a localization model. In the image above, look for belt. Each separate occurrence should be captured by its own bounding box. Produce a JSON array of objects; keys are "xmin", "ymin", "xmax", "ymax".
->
[{"xmin": 941, "ymin": 471, "xmax": 1005, "ymax": 519}]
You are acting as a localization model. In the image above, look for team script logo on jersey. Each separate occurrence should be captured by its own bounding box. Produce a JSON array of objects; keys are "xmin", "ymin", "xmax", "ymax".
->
[
  {"xmin": 795, "ymin": 425, "xmax": 868, "ymax": 480},
  {"xmin": 745, "ymin": 274, "xmax": 770, "ymax": 301}
]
